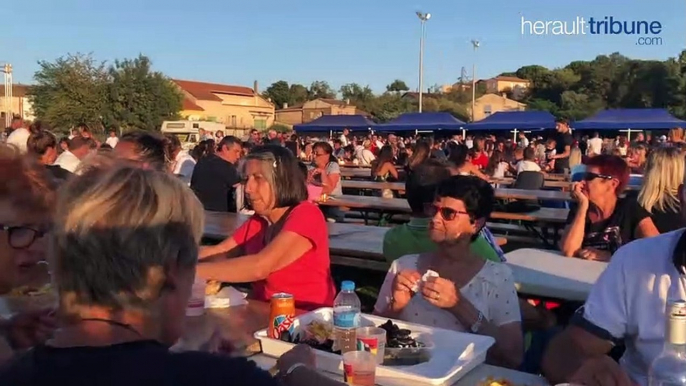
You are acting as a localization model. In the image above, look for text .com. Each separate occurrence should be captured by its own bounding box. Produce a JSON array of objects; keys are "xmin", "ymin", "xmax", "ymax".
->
[{"xmin": 521, "ymin": 16, "xmax": 663, "ymax": 46}]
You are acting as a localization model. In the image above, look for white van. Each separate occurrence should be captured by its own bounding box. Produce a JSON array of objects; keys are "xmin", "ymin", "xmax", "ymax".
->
[{"xmin": 161, "ymin": 120, "xmax": 226, "ymax": 150}]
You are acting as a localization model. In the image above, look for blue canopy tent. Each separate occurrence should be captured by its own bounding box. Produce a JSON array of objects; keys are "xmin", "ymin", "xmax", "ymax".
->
[
  {"xmin": 375, "ymin": 112, "xmax": 466, "ymax": 133},
  {"xmin": 463, "ymin": 111, "xmax": 557, "ymax": 141},
  {"xmin": 293, "ymin": 115, "xmax": 376, "ymax": 133},
  {"xmin": 572, "ymin": 108, "xmax": 686, "ymax": 141}
]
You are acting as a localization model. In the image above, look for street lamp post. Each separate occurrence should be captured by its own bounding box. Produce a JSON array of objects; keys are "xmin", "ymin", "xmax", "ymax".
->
[
  {"xmin": 416, "ymin": 11, "xmax": 431, "ymax": 113},
  {"xmin": 471, "ymin": 40, "xmax": 480, "ymax": 122},
  {"xmin": 1, "ymin": 63, "xmax": 12, "ymax": 128}
]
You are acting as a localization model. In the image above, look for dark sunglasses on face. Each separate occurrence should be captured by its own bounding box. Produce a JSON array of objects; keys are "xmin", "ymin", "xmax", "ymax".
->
[
  {"xmin": 1, "ymin": 224, "xmax": 50, "ymax": 249},
  {"xmin": 582, "ymin": 172, "xmax": 614, "ymax": 182},
  {"xmin": 426, "ymin": 204, "xmax": 469, "ymax": 221}
]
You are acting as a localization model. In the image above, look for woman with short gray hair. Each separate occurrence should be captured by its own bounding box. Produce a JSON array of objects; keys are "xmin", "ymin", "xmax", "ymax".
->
[
  {"xmin": 0, "ymin": 161, "xmax": 331, "ymax": 386},
  {"xmin": 199, "ymin": 145, "xmax": 336, "ymax": 310}
]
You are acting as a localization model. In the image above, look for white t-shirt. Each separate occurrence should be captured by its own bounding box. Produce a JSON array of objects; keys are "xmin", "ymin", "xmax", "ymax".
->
[
  {"xmin": 587, "ymin": 137, "xmax": 603, "ymax": 156},
  {"xmin": 105, "ymin": 136, "xmax": 119, "ymax": 148},
  {"xmin": 493, "ymin": 162, "xmax": 510, "ymax": 179},
  {"xmin": 373, "ymin": 254, "xmax": 520, "ymax": 331},
  {"xmin": 356, "ymin": 149, "xmax": 376, "ymax": 166},
  {"xmin": 339, "ymin": 134, "xmax": 349, "ymax": 147},
  {"xmin": 172, "ymin": 150, "xmax": 196, "ymax": 185},
  {"xmin": 6, "ymin": 128, "xmax": 30, "ymax": 153},
  {"xmin": 518, "ymin": 137, "xmax": 529, "ymax": 148},
  {"xmin": 515, "ymin": 160, "xmax": 542, "ymax": 174},
  {"xmin": 576, "ymin": 229, "xmax": 686, "ymax": 386},
  {"xmin": 53, "ymin": 150, "xmax": 81, "ymax": 173}
]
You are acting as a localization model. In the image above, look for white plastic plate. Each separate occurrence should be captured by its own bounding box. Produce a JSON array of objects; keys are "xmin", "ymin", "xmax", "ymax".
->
[{"xmin": 254, "ymin": 307, "xmax": 495, "ymax": 386}]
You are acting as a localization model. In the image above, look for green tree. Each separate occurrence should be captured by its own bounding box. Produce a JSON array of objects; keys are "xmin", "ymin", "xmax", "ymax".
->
[
  {"xmin": 386, "ymin": 79, "xmax": 409, "ymax": 93},
  {"xmin": 263, "ymin": 80, "xmax": 291, "ymax": 109},
  {"xmin": 105, "ymin": 55, "xmax": 182, "ymax": 131},
  {"xmin": 339, "ymin": 83, "xmax": 374, "ymax": 102},
  {"xmin": 309, "ymin": 81, "xmax": 336, "ymax": 99},
  {"xmin": 29, "ymin": 53, "xmax": 110, "ymax": 132},
  {"xmin": 289, "ymin": 83, "xmax": 309, "ymax": 105}
]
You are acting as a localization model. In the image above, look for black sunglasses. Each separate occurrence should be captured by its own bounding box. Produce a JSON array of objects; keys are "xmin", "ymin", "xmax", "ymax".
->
[
  {"xmin": 0, "ymin": 224, "xmax": 50, "ymax": 250},
  {"xmin": 426, "ymin": 204, "xmax": 469, "ymax": 221},
  {"xmin": 582, "ymin": 172, "xmax": 614, "ymax": 182}
]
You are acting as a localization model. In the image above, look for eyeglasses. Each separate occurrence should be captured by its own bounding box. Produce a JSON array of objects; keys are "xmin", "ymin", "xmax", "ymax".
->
[
  {"xmin": 582, "ymin": 172, "xmax": 614, "ymax": 182},
  {"xmin": 426, "ymin": 204, "xmax": 469, "ymax": 221},
  {"xmin": 1, "ymin": 224, "xmax": 49, "ymax": 249}
]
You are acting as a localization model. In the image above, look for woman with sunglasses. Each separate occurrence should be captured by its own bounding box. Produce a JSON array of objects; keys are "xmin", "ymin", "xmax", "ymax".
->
[
  {"xmin": 0, "ymin": 145, "xmax": 58, "ymax": 363},
  {"xmin": 560, "ymin": 155, "xmax": 657, "ymax": 261},
  {"xmin": 374, "ymin": 175, "xmax": 523, "ymax": 369}
]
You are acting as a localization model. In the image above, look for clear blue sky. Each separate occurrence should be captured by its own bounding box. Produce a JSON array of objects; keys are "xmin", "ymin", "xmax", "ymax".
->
[{"xmin": 2, "ymin": 0, "xmax": 684, "ymax": 94}]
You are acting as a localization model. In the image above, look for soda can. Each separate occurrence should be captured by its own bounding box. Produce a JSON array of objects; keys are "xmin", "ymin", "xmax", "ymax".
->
[{"xmin": 269, "ymin": 293, "xmax": 295, "ymax": 340}]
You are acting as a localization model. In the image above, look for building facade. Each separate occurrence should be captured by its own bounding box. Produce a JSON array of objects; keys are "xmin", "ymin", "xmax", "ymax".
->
[
  {"xmin": 484, "ymin": 76, "xmax": 530, "ymax": 99},
  {"xmin": 173, "ymin": 79, "xmax": 275, "ymax": 133},
  {"xmin": 470, "ymin": 93, "xmax": 527, "ymax": 122},
  {"xmin": 275, "ymin": 98, "xmax": 363, "ymax": 126},
  {"xmin": 0, "ymin": 84, "xmax": 35, "ymax": 124}
]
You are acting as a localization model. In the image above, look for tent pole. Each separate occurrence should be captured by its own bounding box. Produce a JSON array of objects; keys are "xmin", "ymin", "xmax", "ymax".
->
[
  {"xmin": 462, "ymin": 128, "xmax": 466, "ymax": 140},
  {"xmin": 512, "ymin": 128, "xmax": 518, "ymax": 142}
]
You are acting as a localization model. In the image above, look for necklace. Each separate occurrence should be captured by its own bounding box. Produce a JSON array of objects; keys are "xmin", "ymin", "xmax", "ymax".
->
[{"xmin": 78, "ymin": 318, "xmax": 143, "ymax": 338}]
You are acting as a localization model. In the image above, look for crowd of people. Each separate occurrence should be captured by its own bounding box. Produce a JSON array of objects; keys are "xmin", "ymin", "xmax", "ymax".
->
[{"xmin": 1, "ymin": 115, "xmax": 686, "ymax": 385}]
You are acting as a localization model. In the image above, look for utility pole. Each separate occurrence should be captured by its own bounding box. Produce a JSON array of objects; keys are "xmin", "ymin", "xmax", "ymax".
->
[
  {"xmin": 2, "ymin": 63, "xmax": 12, "ymax": 127},
  {"xmin": 470, "ymin": 40, "xmax": 480, "ymax": 122},
  {"xmin": 416, "ymin": 11, "xmax": 431, "ymax": 113}
]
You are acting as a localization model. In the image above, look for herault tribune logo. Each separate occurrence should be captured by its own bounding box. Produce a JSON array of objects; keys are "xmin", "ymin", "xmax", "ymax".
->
[{"xmin": 521, "ymin": 15, "xmax": 663, "ymax": 46}]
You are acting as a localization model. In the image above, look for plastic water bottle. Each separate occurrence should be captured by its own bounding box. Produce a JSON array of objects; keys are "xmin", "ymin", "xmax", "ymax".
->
[
  {"xmin": 333, "ymin": 280, "xmax": 361, "ymax": 353},
  {"xmin": 649, "ymin": 300, "xmax": 686, "ymax": 385}
]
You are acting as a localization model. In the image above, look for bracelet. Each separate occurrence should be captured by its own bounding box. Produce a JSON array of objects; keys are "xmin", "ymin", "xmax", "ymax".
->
[{"xmin": 282, "ymin": 362, "xmax": 307, "ymax": 380}]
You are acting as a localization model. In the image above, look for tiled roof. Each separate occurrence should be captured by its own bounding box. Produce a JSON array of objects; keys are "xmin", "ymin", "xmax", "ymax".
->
[
  {"xmin": 0, "ymin": 84, "xmax": 30, "ymax": 97},
  {"xmin": 173, "ymin": 79, "xmax": 255, "ymax": 101},
  {"xmin": 319, "ymin": 98, "xmax": 349, "ymax": 106},
  {"xmin": 493, "ymin": 76, "xmax": 529, "ymax": 83},
  {"xmin": 182, "ymin": 98, "xmax": 204, "ymax": 111}
]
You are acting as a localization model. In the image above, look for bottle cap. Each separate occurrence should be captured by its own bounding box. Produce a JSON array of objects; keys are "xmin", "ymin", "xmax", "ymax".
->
[{"xmin": 341, "ymin": 281, "xmax": 355, "ymax": 291}]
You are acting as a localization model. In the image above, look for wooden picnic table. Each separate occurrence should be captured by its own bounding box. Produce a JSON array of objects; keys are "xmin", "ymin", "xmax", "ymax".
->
[
  {"xmin": 504, "ymin": 248, "xmax": 607, "ymax": 301},
  {"xmin": 319, "ymin": 195, "xmax": 569, "ymax": 223},
  {"xmin": 342, "ymin": 180, "xmax": 572, "ymax": 202},
  {"xmin": 203, "ymin": 211, "xmax": 506, "ymax": 271}
]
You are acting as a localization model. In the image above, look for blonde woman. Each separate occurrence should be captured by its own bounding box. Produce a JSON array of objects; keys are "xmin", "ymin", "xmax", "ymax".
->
[
  {"xmin": 634, "ymin": 147, "xmax": 686, "ymax": 234},
  {"xmin": 0, "ymin": 160, "xmax": 334, "ymax": 386},
  {"xmin": 669, "ymin": 127, "xmax": 685, "ymax": 144}
]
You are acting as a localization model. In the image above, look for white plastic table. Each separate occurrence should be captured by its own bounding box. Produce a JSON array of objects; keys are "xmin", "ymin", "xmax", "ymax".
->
[
  {"xmin": 505, "ymin": 248, "xmax": 608, "ymax": 301},
  {"xmin": 250, "ymin": 354, "xmax": 549, "ymax": 386}
]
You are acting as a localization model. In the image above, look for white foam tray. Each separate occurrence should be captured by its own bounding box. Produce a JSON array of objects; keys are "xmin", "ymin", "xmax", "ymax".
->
[{"xmin": 254, "ymin": 307, "xmax": 495, "ymax": 386}]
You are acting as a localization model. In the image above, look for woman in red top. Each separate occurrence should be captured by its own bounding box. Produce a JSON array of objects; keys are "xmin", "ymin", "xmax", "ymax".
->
[
  {"xmin": 198, "ymin": 145, "xmax": 336, "ymax": 310},
  {"xmin": 471, "ymin": 137, "xmax": 490, "ymax": 169}
]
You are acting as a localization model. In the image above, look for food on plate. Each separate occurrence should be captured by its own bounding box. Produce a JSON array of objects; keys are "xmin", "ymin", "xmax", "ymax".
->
[
  {"xmin": 286, "ymin": 320, "xmax": 337, "ymax": 352},
  {"xmin": 5, "ymin": 283, "xmax": 57, "ymax": 313},
  {"xmin": 205, "ymin": 280, "xmax": 221, "ymax": 296},
  {"xmin": 9, "ymin": 283, "xmax": 52, "ymax": 297},
  {"xmin": 378, "ymin": 320, "xmax": 431, "ymax": 366},
  {"xmin": 284, "ymin": 318, "xmax": 433, "ymax": 366},
  {"xmin": 378, "ymin": 319, "xmax": 425, "ymax": 348},
  {"xmin": 478, "ymin": 378, "xmax": 518, "ymax": 386}
]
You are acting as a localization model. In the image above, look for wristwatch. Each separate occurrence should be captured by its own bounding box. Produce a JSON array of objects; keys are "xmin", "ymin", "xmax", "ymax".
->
[{"xmin": 470, "ymin": 311, "xmax": 484, "ymax": 333}]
